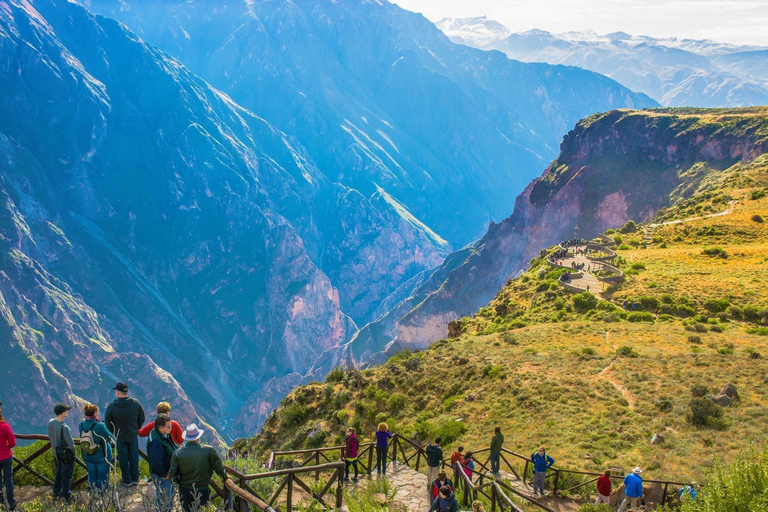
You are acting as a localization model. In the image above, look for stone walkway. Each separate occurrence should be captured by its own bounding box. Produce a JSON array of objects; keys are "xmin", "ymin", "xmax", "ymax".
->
[{"xmin": 348, "ymin": 461, "xmax": 430, "ymax": 512}]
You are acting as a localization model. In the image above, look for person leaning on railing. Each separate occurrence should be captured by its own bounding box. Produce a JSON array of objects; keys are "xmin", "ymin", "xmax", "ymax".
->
[
  {"xmin": 0, "ymin": 401, "xmax": 17, "ymax": 511},
  {"xmin": 168, "ymin": 424, "xmax": 229, "ymax": 512}
]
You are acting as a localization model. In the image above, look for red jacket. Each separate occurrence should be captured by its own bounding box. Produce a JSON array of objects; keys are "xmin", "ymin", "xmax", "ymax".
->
[
  {"xmin": 138, "ymin": 420, "xmax": 184, "ymax": 446},
  {"xmin": 345, "ymin": 434, "xmax": 359, "ymax": 459},
  {"xmin": 597, "ymin": 475, "xmax": 612, "ymax": 496},
  {"xmin": 0, "ymin": 421, "xmax": 16, "ymax": 460}
]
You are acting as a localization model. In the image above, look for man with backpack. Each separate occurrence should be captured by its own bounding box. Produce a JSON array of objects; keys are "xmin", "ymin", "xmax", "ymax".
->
[
  {"xmin": 530, "ymin": 447, "xmax": 555, "ymax": 497},
  {"xmin": 425, "ymin": 437, "xmax": 443, "ymax": 492},
  {"xmin": 148, "ymin": 414, "xmax": 178, "ymax": 512},
  {"xmin": 47, "ymin": 403, "xmax": 75, "ymax": 501},
  {"xmin": 79, "ymin": 403, "xmax": 115, "ymax": 491},
  {"xmin": 105, "ymin": 382, "xmax": 146, "ymax": 486}
]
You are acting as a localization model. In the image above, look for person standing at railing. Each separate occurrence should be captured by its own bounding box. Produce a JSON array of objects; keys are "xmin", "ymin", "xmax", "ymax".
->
[
  {"xmin": 148, "ymin": 414, "xmax": 178, "ymax": 512},
  {"xmin": 169, "ymin": 424, "xmax": 229, "ymax": 512},
  {"xmin": 138, "ymin": 402, "xmax": 185, "ymax": 446},
  {"xmin": 618, "ymin": 467, "xmax": 643, "ymax": 512},
  {"xmin": 530, "ymin": 447, "xmax": 554, "ymax": 497},
  {"xmin": 78, "ymin": 403, "xmax": 115, "ymax": 491},
  {"xmin": 48, "ymin": 403, "xmax": 75, "ymax": 502},
  {"xmin": 460, "ymin": 452, "xmax": 475, "ymax": 482},
  {"xmin": 430, "ymin": 470, "xmax": 454, "ymax": 501},
  {"xmin": 105, "ymin": 381, "xmax": 146, "ymax": 487},
  {"xmin": 425, "ymin": 437, "xmax": 443, "ymax": 491},
  {"xmin": 489, "ymin": 426, "xmax": 504, "ymax": 475},
  {"xmin": 343, "ymin": 427, "xmax": 359, "ymax": 482},
  {"xmin": 374, "ymin": 422, "xmax": 393, "ymax": 475},
  {"xmin": 595, "ymin": 469, "xmax": 612, "ymax": 505},
  {"xmin": 0, "ymin": 401, "xmax": 17, "ymax": 511}
]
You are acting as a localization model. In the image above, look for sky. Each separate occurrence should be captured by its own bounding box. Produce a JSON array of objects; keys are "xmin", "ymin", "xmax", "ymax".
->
[{"xmin": 391, "ymin": 0, "xmax": 768, "ymax": 46}]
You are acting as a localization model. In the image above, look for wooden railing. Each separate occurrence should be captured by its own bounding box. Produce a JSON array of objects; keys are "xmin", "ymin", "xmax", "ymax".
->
[{"xmin": 12, "ymin": 434, "xmax": 343, "ymax": 512}]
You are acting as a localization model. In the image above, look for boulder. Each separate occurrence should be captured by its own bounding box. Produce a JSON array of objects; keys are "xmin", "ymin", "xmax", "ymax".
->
[
  {"xmin": 710, "ymin": 393, "xmax": 731, "ymax": 407},
  {"xmin": 720, "ymin": 383, "xmax": 739, "ymax": 400}
]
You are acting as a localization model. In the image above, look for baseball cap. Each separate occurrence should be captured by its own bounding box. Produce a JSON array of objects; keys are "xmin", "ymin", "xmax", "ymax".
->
[
  {"xmin": 113, "ymin": 382, "xmax": 129, "ymax": 392},
  {"xmin": 54, "ymin": 403, "xmax": 72, "ymax": 415}
]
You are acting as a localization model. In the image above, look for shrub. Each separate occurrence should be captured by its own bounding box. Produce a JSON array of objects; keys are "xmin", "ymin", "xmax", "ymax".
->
[
  {"xmin": 747, "ymin": 327, "xmax": 768, "ymax": 336},
  {"xmin": 676, "ymin": 304, "xmax": 697, "ymax": 317},
  {"xmin": 572, "ymin": 292, "xmax": 598, "ymax": 312},
  {"xmin": 436, "ymin": 420, "xmax": 467, "ymax": 446},
  {"xmin": 638, "ymin": 296, "xmax": 660, "ymax": 310},
  {"xmin": 388, "ymin": 393, "xmax": 407, "ymax": 411},
  {"xmin": 702, "ymin": 247, "xmax": 728, "ymax": 258},
  {"xmin": 752, "ymin": 214, "xmax": 764, "ymax": 223},
  {"xmin": 619, "ymin": 220, "xmax": 637, "ymax": 233},
  {"xmin": 751, "ymin": 189, "xmax": 766, "ymax": 200},
  {"xmin": 688, "ymin": 397, "xmax": 723, "ymax": 427},
  {"xmin": 656, "ymin": 398, "xmax": 674, "ymax": 412},
  {"xmin": 630, "ymin": 262, "xmax": 646, "ymax": 270},
  {"xmin": 326, "ymin": 367, "xmax": 345, "ymax": 383},
  {"xmin": 692, "ymin": 323, "xmax": 708, "ymax": 333},
  {"xmin": 627, "ymin": 312, "xmax": 654, "ymax": 323},
  {"xmin": 710, "ymin": 324, "xmax": 724, "ymax": 333},
  {"xmin": 704, "ymin": 298, "xmax": 730, "ymax": 313},
  {"xmin": 691, "ymin": 383, "xmax": 709, "ymax": 397},
  {"xmin": 661, "ymin": 294, "xmax": 675, "ymax": 304},
  {"xmin": 596, "ymin": 300, "xmax": 618, "ymax": 311},
  {"xmin": 616, "ymin": 345, "xmax": 639, "ymax": 358},
  {"xmin": 718, "ymin": 345, "xmax": 734, "ymax": 355},
  {"xmin": 482, "ymin": 364, "xmax": 505, "ymax": 379},
  {"xmin": 727, "ymin": 305, "xmax": 743, "ymax": 320},
  {"xmin": 617, "ymin": 243, "xmax": 631, "ymax": 250},
  {"xmin": 688, "ymin": 335, "xmax": 702, "ymax": 344}
]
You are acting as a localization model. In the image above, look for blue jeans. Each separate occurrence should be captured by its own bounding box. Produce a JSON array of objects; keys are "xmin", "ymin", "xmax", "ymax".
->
[
  {"xmin": 0, "ymin": 456, "xmax": 14, "ymax": 508},
  {"xmin": 490, "ymin": 451, "xmax": 501, "ymax": 474},
  {"xmin": 116, "ymin": 439, "xmax": 139, "ymax": 484},
  {"xmin": 53, "ymin": 459, "xmax": 75, "ymax": 498},
  {"xmin": 152, "ymin": 475, "xmax": 175, "ymax": 512},
  {"xmin": 86, "ymin": 461, "xmax": 111, "ymax": 491},
  {"xmin": 533, "ymin": 471, "xmax": 546, "ymax": 495}
]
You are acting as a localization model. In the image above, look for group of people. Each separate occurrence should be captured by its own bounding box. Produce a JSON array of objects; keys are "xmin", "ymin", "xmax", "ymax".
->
[{"xmin": 0, "ymin": 382, "xmax": 229, "ymax": 512}]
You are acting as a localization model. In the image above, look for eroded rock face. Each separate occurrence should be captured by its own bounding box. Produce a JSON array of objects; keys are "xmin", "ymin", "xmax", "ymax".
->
[{"xmin": 0, "ymin": 0, "xmax": 444, "ymax": 439}]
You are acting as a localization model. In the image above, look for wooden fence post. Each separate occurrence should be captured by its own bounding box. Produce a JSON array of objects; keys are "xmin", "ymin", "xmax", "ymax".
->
[
  {"xmin": 662, "ymin": 482, "xmax": 669, "ymax": 505},
  {"xmin": 315, "ymin": 452, "xmax": 320, "ymax": 481},
  {"xmin": 368, "ymin": 445, "xmax": 374, "ymax": 475},
  {"xmin": 336, "ymin": 466, "xmax": 344, "ymax": 511},
  {"xmin": 286, "ymin": 473, "xmax": 293, "ymax": 512},
  {"xmin": 523, "ymin": 460, "xmax": 529, "ymax": 486},
  {"xmin": 553, "ymin": 470, "xmax": 560, "ymax": 498},
  {"xmin": 491, "ymin": 485, "xmax": 497, "ymax": 512}
]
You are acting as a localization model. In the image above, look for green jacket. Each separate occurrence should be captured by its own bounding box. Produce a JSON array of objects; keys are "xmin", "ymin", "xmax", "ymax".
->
[
  {"xmin": 490, "ymin": 433, "xmax": 504, "ymax": 452},
  {"xmin": 168, "ymin": 442, "xmax": 227, "ymax": 489}
]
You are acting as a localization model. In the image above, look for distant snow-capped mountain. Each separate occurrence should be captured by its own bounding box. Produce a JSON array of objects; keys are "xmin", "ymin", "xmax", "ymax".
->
[{"xmin": 436, "ymin": 16, "xmax": 768, "ymax": 107}]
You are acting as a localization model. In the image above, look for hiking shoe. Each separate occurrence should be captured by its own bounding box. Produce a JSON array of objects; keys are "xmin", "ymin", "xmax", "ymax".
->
[
  {"xmin": 352, "ymin": 477, "xmax": 358, "ymax": 483},
  {"xmin": 343, "ymin": 476, "xmax": 349, "ymax": 482}
]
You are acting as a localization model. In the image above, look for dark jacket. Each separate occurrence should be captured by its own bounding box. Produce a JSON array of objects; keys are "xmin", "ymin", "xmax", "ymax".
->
[
  {"xmin": 426, "ymin": 444, "xmax": 443, "ymax": 468},
  {"xmin": 345, "ymin": 434, "xmax": 359, "ymax": 459},
  {"xmin": 430, "ymin": 490, "xmax": 459, "ymax": 512},
  {"xmin": 78, "ymin": 418, "xmax": 115, "ymax": 463},
  {"xmin": 430, "ymin": 477, "xmax": 454, "ymax": 500},
  {"xmin": 105, "ymin": 397, "xmax": 146, "ymax": 442},
  {"xmin": 531, "ymin": 452, "xmax": 555, "ymax": 473},
  {"xmin": 168, "ymin": 442, "xmax": 226, "ymax": 489},
  {"xmin": 148, "ymin": 427, "xmax": 178, "ymax": 478},
  {"xmin": 490, "ymin": 433, "xmax": 504, "ymax": 452}
]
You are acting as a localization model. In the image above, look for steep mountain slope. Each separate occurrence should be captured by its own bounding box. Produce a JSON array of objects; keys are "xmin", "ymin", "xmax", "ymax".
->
[
  {"xmin": 437, "ymin": 17, "xmax": 768, "ymax": 108},
  {"xmin": 84, "ymin": 0, "xmax": 656, "ymax": 248},
  {"xmin": 347, "ymin": 108, "xmax": 768, "ymax": 363},
  {"xmin": 239, "ymin": 116, "xmax": 768, "ymax": 483},
  {"xmin": 0, "ymin": 0, "xmax": 445, "ymax": 438}
]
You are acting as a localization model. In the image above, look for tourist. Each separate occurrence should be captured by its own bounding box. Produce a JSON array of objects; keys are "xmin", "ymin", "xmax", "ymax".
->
[
  {"xmin": 450, "ymin": 445, "xmax": 464, "ymax": 471},
  {"xmin": 78, "ymin": 403, "xmax": 115, "ymax": 491},
  {"xmin": 618, "ymin": 467, "xmax": 644, "ymax": 512},
  {"xmin": 489, "ymin": 426, "xmax": 504, "ymax": 475},
  {"xmin": 425, "ymin": 437, "xmax": 443, "ymax": 491},
  {"xmin": 472, "ymin": 500, "xmax": 485, "ymax": 512},
  {"xmin": 169, "ymin": 424, "xmax": 229, "ymax": 512},
  {"xmin": 0, "ymin": 401, "xmax": 16, "ymax": 511},
  {"xmin": 343, "ymin": 427, "xmax": 359, "ymax": 482},
  {"xmin": 374, "ymin": 422, "xmax": 393, "ymax": 475},
  {"xmin": 139, "ymin": 402, "xmax": 184, "ymax": 446},
  {"xmin": 430, "ymin": 470, "xmax": 454, "ymax": 501},
  {"xmin": 530, "ymin": 447, "xmax": 555, "ymax": 497},
  {"xmin": 595, "ymin": 469, "xmax": 612, "ymax": 505},
  {"xmin": 679, "ymin": 482, "xmax": 697, "ymax": 501},
  {"xmin": 105, "ymin": 381, "xmax": 145, "ymax": 486},
  {"xmin": 148, "ymin": 414, "xmax": 178, "ymax": 512},
  {"xmin": 461, "ymin": 452, "xmax": 475, "ymax": 482},
  {"xmin": 48, "ymin": 403, "xmax": 75, "ymax": 501},
  {"xmin": 429, "ymin": 485, "xmax": 458, "ymax": 512}
]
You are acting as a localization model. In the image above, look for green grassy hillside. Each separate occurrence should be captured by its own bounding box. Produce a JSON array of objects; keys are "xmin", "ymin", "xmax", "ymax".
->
[{"xmin": 237, "ymin": 117, "xmax": 768, "ymax": 484}]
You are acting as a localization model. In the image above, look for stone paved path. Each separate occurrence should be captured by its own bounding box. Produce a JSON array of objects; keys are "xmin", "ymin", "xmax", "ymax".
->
[
  {"xmin": 553, "ymin": 247, "xmax": 609, "ymax": 297},
  {"xmin": 347, "ymin": 461, "xmax": 430, "ymax": 512}
]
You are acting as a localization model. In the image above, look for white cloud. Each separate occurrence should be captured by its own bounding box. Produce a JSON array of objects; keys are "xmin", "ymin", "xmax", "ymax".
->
[{"xmin": 392, "ymin": 0, "xmax": 768, "ymax": 46}]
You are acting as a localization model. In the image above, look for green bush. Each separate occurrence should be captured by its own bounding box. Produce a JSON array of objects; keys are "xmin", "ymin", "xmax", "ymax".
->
[
  {"xmin": 388, "ymin": 393, "xmax": 407, "ymax": 411},
  {"xmin": 751, "ymin": 214, "xmax": 764, "ymax": 223},
  {"xmin": 727, "ymin": 305, "xmax": 743, "ymax": 320},
  {"xmin": 616, "ymin": 345, "xmax": 639, "ymax": 358},
  {"xmin": 619, "ymin": 220, "xmax": 637, "ymax": 233},
  {"xmin": 676, "ymin": 304, "xmax": 697, "ymax": 317},
  {"xmin": 596, "ymin": 300, "xmax": 618, "ymax": 311},
  {"xmin": 702, "ymin": 247, "xmax": 728, "ymax": 258},
  {"xmin": 704, "ymin": 298, "xmax": 730, "ymax": 313},
  {"xmin": 326, "ymin": 367, "xmax": 345, "ymax": 383},
  {"xmin": 436, "ymin": 420, "xmax": 468, "ymax": 446},
  {"xmin": 572, "ymin": 292, "xmax": 598, "ymax": 312},
  {"xmin": 688, "ymin": 335, "xmax": 702, "ymax": 344},
  {"xmin": 630, "ymin": 262, "xmax": 646, "ymax": 270},
  {"xmin": 691, "ymin": 383, "xmax": 709, "ymax": 397},
  {"xmin": 688, "ymin": 397, "xmax": 723, "ymax": 427},
  {"xmin": 747, "ymin": 327, "xmax": 768, "ymax": 336},
  {"xmin": 627, "ymin": 312, "xmax": 655, "ymax": 323}
]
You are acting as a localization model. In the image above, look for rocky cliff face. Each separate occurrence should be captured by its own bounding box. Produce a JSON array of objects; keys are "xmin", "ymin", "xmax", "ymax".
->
[
  {"xmin": 84, "ymin": 0, "xmax": 656, "ymax": 249},
  {"xmin": 360, "ymin": 108, "xmax": 768, "ymax": 356},
  {"xmin": 0, "ymin": 0, "xmax": 443, "ymax": 439}
]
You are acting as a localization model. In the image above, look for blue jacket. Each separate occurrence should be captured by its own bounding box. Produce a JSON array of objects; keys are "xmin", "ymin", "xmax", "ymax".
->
[
  {"xmin": 78, "ymin": 419, "xmax": 114, "ymax": 464},
  {"xmin": 624, "ymin": 473, "xmax": 643, "ymax": 498},
  {"xmin": 531, "ymin": 452, "xmax": 555, "ymax": 472},
  {"xmin": 430, "ymin": 491, "xmax": 458, "ymax": 512},
  {"xmin": 148, "ymin": 428, "xmax": 179, "ymax": 478}
]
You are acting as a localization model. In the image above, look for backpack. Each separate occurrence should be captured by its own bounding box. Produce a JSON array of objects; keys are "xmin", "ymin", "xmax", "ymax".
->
[
  {"xmin": 55, "ymin": 424, "xmax": 75, "ymax": 464},
  {"xmin": 79, "ymin": 422, "xmax": 102, "ymax": 456}
]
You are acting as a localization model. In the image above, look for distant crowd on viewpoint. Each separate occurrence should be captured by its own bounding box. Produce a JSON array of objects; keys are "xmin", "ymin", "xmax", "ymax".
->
[
  {"xmin": 0, "ymin": 382, "xmax": 228, "ymax": 512},
  {"xmin": 0, "ymin": 386, "xmax": 698, "ymax": 512}
]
